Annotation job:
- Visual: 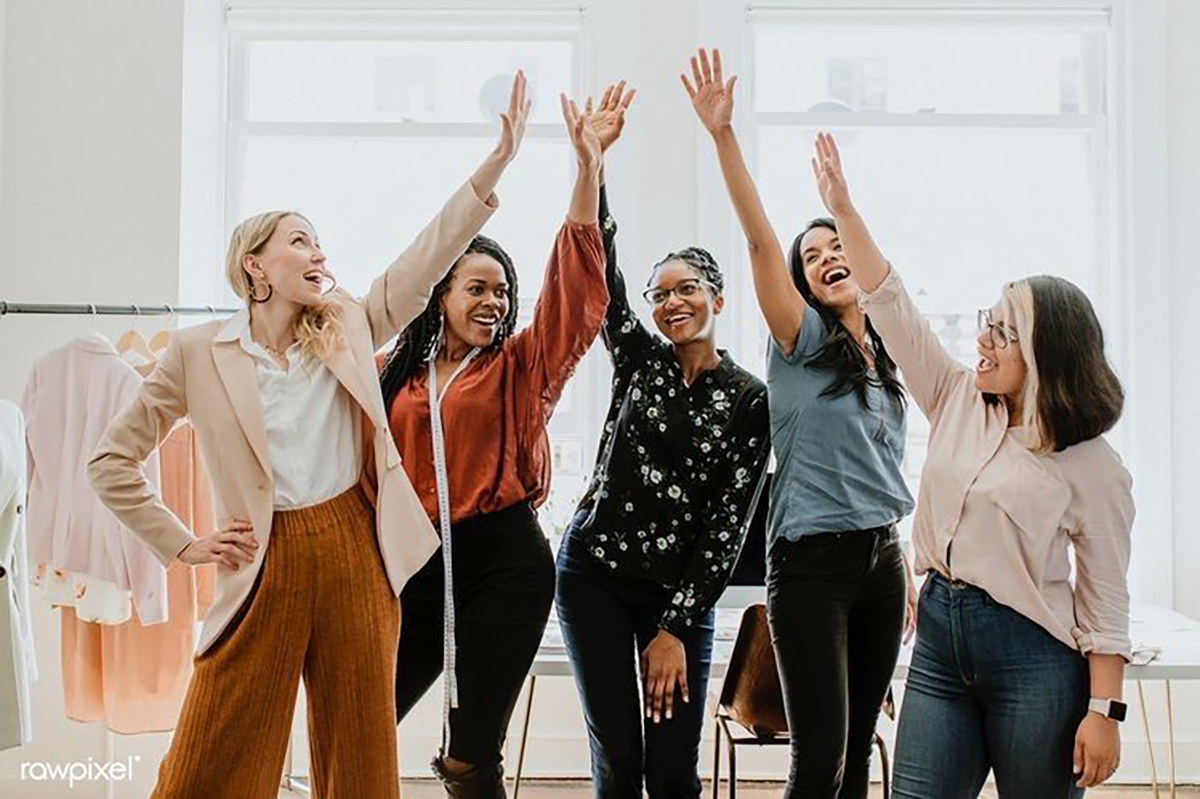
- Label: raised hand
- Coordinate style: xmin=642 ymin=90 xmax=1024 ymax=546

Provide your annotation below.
xmin=681 ymin=48 xmax=737 ymax=135
xmin=811 ymin=131 xmax=854 ymax=217
xmin=588 ymin=80 xmax=637 ymax=154
xmin=561 ymin=93 xmax=602 ymax=174
xmin=494 ymin=70 xmax=533 ymax=164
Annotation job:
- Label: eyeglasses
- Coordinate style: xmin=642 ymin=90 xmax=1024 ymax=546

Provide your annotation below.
xmin=642 ymin=278 xmax=716 ymax=306
xmin=977 ymin=309 xmax=1019 ymax=350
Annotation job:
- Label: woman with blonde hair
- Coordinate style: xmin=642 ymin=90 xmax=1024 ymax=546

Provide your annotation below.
xmin=811 ymin=131 xmax=1133 ymax=798
xmin=88 ymin=73 xmax=531 ymax=799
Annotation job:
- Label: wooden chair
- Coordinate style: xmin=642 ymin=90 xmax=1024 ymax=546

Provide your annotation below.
xmin=711 ymin=604 xmax=894 ymax=799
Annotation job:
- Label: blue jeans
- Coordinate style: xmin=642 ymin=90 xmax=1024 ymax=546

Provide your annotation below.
xmin=893 ymin=573 xmax=1090 ymax=799
xmin=555 ymin=515 xmax=715 ymax=799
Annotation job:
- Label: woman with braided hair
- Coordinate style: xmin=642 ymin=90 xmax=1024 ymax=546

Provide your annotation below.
xmin=554 ymin=82 xmax=770 ymax=799
xmin=378 ymin=90 xmax=608 ymax=798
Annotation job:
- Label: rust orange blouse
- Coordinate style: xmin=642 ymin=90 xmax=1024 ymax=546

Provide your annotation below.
xmin=386 ymin=220 xmax=607 ymax=524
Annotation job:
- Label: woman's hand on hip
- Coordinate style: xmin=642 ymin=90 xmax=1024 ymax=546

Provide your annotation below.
xmin=641 ymin=629 xmax=689 ymax=724
xmin=1074 ymin=711 xmax=1121 ymax=788
xmin=178 ymin=520 xmax=259 ymax=571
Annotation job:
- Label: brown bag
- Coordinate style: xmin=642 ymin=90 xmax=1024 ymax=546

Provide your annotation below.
xmin=718 ymin=604 xmax=788 ymax=737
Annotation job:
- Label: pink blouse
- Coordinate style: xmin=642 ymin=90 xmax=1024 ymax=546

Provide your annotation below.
xmin=860 ymin=268 xmax=1135 ymax=659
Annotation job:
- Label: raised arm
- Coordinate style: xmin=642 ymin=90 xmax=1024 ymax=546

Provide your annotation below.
xmin=362 ymin=71 xmax=531 ymax=348
xmin=588 ymin=81 xmax=654 ymax=364
xmin=683 ymin=48 xmax=807 ymax=355
xmin=508 ymin=93 xmax=608 ymax=412
xmin=816 ymin=132 xmax=969 ymax=419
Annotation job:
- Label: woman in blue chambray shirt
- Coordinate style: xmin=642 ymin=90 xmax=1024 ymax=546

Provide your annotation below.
xmin=686 ymin=48 xmax=915 ymax=799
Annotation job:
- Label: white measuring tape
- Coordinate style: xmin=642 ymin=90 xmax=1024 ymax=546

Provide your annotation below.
xmin=427 ymin=338 xmax=480 ymax=755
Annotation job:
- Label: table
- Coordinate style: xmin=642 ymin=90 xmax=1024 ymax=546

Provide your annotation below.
xmin=510 ymin=594 xmax=1200 ymax=799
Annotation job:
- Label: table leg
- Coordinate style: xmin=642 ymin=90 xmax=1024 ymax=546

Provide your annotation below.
xmin=513 ymin=674 xmax=537 ymax=799
xmin=1137 ymin=680 xmax=1159 ymax=799
xmin=1166 ymin=680 xmax=1176 ymax=799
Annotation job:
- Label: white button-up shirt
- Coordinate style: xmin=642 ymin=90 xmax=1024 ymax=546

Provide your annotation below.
xmin=216 ymin=310 xmax=360 ymax=510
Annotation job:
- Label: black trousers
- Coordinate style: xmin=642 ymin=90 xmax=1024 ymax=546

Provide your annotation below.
xmin=395 ymin=502 xmax=556 ymax=769
xmin=767 ymin=526 xmax=906 ymax=799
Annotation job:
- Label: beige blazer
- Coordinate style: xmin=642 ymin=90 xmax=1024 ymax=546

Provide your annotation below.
xmin=89 ymin=181 xmax=496 ymax=655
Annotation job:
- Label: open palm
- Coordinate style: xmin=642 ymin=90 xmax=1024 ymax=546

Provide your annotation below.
xmin=682 ymin=48 xmax=737 ymax=134
xmin=495 ymin=70 xmax=532 ymax=164
xmin=588 ymin=80 xmax=637 ymax=154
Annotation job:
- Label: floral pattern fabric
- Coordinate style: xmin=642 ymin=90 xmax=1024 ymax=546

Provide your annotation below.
xmin=574 ymin=186 xmax=771 ymax=635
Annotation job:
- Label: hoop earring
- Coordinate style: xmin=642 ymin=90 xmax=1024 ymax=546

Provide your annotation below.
xmin=250 ymin=282 xmax=273 ymax=303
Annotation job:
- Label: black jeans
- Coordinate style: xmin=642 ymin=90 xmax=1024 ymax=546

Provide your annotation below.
xmin=767 ymin=526 xmax=907 ymax=799
xmin=395 ymin=502 xmax=556 ymax=769
xmin=555 ymin=515 xmax=715 ymax=799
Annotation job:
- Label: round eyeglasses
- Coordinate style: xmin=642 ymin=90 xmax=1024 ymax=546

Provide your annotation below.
xmin=642 ymin=278 xmax=716 ymax=306
xmin=977 ymin=309 xmax=1019 ymax=350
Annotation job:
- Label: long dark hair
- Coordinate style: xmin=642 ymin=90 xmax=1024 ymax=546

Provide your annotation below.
xmin=788 ymin=218 xmax=906 ymax=416
xmin=379 ymin=234 xmax=519 ymax=408
xmin=1023 ymin=276 xmax=1123 ymax=451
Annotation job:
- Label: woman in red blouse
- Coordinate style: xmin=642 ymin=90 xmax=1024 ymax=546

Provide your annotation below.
xmin=377 ymin=89 xmax=607 ymax=797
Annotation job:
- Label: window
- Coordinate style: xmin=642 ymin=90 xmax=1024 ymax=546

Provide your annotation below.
xmin=220 ymin=6 xmax=595 ymax=534
xmin=736 ymin=7 xmax=1114 ymax=518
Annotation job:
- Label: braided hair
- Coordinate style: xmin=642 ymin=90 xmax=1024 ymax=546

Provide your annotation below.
xmin=651 ymin=246 xmax=725 ymax=294
xmin=379 ymin=234 xmax=519 ymax=408
xmin=788 ymin=218 xmax=906 ymax=421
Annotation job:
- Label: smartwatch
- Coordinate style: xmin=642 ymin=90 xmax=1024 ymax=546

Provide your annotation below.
xmin=1088 ymin=697 xmax=1127 ymax=722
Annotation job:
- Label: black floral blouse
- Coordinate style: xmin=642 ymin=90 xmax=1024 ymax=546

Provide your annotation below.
xmin=574 ymin=185 xmax=771 ymax=636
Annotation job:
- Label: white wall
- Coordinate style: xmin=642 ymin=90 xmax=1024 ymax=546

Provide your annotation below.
xmin=0 ymin=1 xmax=188 ymax=796
xmin=0 ymin=0 xmax=1198 ymax=794
xmin=1168 ymin=0 xmax=1200 ymax=621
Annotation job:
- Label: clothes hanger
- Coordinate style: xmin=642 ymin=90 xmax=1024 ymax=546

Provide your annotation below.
xmin=149 ymin=305 xmax=174 ymax=355
xmin=116 ymin=305 xmax=155 ymax=363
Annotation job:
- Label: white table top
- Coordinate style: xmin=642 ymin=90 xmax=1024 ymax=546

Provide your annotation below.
xmin=531 ymin=591 xmax=1200 ymax=681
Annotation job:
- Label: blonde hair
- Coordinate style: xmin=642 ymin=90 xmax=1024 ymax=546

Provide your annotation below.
xmin=1001 ymin=280 xmax=1050 ymax=453
xmin=224 ymin=210 xmax=344 ymax=360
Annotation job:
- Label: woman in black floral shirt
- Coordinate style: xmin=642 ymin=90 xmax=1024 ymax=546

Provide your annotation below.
xmin=555 ymin=82 xmax=770 ymax=799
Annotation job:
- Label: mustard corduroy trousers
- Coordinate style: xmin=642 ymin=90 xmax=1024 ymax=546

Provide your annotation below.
xmin=150 ymin=486 xmax=401 ymax=798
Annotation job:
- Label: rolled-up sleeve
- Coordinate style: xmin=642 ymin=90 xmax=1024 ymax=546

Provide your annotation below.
xmin=1069 ymin=453 xmax=1135 ymax=659
xmin=858 ymin=266 xmax=970 ymax=424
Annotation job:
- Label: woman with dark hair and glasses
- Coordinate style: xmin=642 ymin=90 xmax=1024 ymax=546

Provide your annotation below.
xmin=376 ymin=89 xmax=608 ymax=798
xmin=810 ymin=131 xmax=1133 ymax=798
xmin=684 ymin=49 xmax=915 ymax=799
xmin=554 ymin=83 xmax=770 ymax=799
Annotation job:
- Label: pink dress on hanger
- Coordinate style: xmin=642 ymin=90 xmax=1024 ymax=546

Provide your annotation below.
xmin=60 ymin=423 xmax=217 ymax=733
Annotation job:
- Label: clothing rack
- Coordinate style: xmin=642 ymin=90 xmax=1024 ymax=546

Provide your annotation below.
xmin=1 ymin=301 xmax=239 ymax=317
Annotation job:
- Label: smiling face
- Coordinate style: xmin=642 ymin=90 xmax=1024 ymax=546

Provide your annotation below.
xmin=647 ymin=259 xmax=724 ymax=346
xmin=241 ymin=214 xmax=331 ymax=307
xmin=975 ymin=296 xmax=1028 ymax=399
xmin=797 ymin=224 xmax=858 ymax=309
xmin=440 ymin=252 xmax=512 ymax=349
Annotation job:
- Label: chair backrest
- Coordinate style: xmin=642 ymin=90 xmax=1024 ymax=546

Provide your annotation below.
xmin=717 ymin=603 xmax=788 ymax=737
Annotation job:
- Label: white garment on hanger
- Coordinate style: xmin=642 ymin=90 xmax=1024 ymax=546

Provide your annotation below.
xmin=22 ymin=335 xmax=168 ymax=625
xmin=0 ymin=400 xmax=37 ymax=751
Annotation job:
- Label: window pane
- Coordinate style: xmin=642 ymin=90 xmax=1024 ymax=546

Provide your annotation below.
xmin=754 ymin=126 xmax=1100 ymax=312
xmin=239 ymin=39 xmax=574 ymax=124
xmin=232 ymin=136 xmax=573 ymax=302
xmin=753 ymin=21 xmax=1105 ymax=115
